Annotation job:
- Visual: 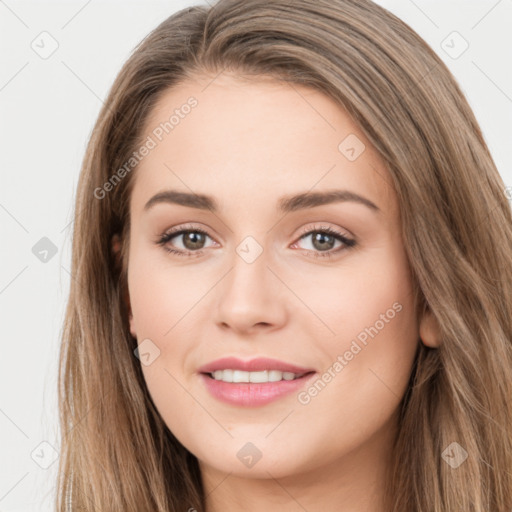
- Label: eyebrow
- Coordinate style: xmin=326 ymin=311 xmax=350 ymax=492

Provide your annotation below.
xmin=143 ymin=189 xmax=380 ymax=214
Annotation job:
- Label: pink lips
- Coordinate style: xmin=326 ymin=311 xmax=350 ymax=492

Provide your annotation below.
xmin=198 ymin=356 xmax=314 ymax=374
xmin=198 ymin=357 xmax=316 ymax=407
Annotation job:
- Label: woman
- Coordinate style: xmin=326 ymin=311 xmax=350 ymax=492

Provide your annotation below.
xmin=56 ymin=0 xmax=512 ymax=510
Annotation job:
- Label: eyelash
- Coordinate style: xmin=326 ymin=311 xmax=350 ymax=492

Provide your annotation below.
xmin=156 ymin=223 xmax=357 ymax=259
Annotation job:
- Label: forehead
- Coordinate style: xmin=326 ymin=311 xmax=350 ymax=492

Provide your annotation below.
xmin=131 ymin=73 xmax=396 ymax=218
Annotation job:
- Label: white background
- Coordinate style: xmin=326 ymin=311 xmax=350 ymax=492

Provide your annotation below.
xmin=0 ymin=0 xmax=511 ymax=510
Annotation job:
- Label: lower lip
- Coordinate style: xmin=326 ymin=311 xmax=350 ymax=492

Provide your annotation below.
xmin=199 ymin=372 xmax=316 ymax=407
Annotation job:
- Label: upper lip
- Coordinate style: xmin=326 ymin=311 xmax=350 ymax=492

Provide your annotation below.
xmin=198 ymin=357 xmax=316 ymax=375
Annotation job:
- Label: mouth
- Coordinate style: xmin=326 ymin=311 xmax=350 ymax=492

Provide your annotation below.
xmin=198 ymin=364 xmax=317 ymax=407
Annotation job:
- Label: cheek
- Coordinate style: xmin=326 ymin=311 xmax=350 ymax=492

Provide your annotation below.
xmin=295 ymin=239 xmax=416 ymax=350
xmin=329 ymin=267 xmax=416 ymax=351
xmin=127 ymin=247 xmax=210 ymax=337
xmin=291 ymin=293 xmax=418 ymax=466
xmin=302 ymin=243 xmax=419 ymax=404
xmin=127 ymin=249 xmax=209 ymax=400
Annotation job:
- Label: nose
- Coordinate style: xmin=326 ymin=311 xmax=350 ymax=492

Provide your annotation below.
xmin=214 ymin=246 xmax=288 ymax=336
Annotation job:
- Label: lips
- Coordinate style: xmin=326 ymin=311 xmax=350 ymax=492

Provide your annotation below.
xmin=197 ymin=356 xmax=315 ymax=375
xmin=198 ymin=357 xmax=317 ymax=406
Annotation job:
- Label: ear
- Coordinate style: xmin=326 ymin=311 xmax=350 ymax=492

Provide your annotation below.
xmin=111 ymin=233 xmax=123 ymax=268
xmin=111 ymin=233 xmax=137 ymax=338
xmin=419 ymin=307 xmax=442 ymax=348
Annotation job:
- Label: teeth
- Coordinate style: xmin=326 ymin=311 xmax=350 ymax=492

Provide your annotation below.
xmin=211 ymin=369 xmax=303 ymax=383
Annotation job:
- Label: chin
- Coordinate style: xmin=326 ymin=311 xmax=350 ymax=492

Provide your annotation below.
xmin=193 ymin=436 xmax=312 ymax=479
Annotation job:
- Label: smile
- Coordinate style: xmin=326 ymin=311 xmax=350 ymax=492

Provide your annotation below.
xmin=209 ymin=369 xmax=307 ymax=383
xmin=200 ymin=371 xmax=316 ymax=407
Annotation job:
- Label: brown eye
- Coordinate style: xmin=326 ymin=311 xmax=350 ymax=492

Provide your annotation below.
xmin=310 ymin=232 xmax=337 ymax=251
xmin=180 ymin=231 xmax=207 ymax=250
xmin=294 ymin=226 xmax=356 ymax=259
xmin=157 ymin=226 xmax=215 ymax=256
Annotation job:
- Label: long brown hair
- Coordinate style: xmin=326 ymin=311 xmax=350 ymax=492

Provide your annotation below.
xmin=56 ymin=0 xmax=512 ymax=510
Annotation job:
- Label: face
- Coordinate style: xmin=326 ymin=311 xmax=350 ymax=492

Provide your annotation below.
xmin=122 ymin=72 xmax=430 ymax=481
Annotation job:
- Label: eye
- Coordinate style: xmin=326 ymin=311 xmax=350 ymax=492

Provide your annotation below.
xmin=292 ymin=224 xmax=356 ymax=259
xmin=156 ymin=224 xmax=216 ymax=257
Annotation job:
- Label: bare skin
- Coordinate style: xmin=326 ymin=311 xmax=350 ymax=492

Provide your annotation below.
xmin=120 ymin=72 xmax=440 ymax=511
